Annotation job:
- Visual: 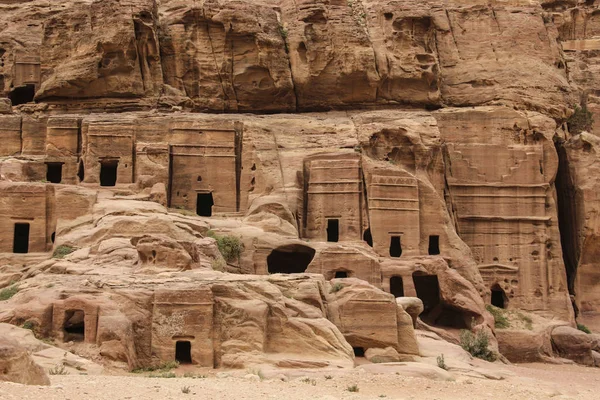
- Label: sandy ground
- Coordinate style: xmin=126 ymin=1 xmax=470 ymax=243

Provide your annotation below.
xmin=1 ymin=362 xmax=599 ymax=400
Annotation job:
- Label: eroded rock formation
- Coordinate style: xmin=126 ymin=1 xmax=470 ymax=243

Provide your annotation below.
xmin=0 ymin=0 xmax=599 ymax=371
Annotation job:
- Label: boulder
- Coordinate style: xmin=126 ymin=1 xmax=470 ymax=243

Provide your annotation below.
xmin=551 ymin=326 xmax=598 ymax=366
xmin=364 ymin=347 xmax=401 ymax=363
xmin=396 ymin=297 xmax=424 ymax=327
xmin=0 ymin=334 xmax=49 ymax=385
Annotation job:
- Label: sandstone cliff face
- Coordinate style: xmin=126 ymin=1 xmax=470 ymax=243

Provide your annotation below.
xmin=0 ymin=0 xmax=600 ymax=370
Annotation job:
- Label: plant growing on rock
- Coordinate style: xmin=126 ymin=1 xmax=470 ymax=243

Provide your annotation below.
xmin=52 ymin=245 xmax=76 ymax=259
xmin=577 ymin=323 xmax=592 ymax=334
xmin=0 ymin=284 xmax=19 ymax=301
xmin=459 ymin=329 xmax=496 ymax=362
xmin=567 ymin=104 xmax=594 ymax=135
xmin=485 ymin=304 xmax=510 ymax=329
xmin=436 ymin=354 xmax=447 ymax=370
xmin=206 ymin=231 xmax=244 ymax=263
xmin=330 ymin=282 xmax=344 ymax=293
xmin=347 ymin=384 xmax=359 ymax=392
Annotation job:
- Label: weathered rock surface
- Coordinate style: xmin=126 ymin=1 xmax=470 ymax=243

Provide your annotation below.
xmin=0 ymin=324 xmax=49 ymax=386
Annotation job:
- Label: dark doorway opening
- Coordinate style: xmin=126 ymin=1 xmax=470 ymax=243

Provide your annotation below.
xmin=327 ymin=219 xmax=339 ymax=242
xmin=334 ymin=270 xmax=348 ymax=278
xmin=46 ymin=163 xmax=63 ymax=184
xmin=363 ymin=228 xmax=373 ymax=247
xmin=175 ymin=341 xmax=192 ymax=364
xmin=491 ymin=284 xmax=507 ymax=309
xmin=389 ymin=236 xmax=402 ymax=257
xmin=267 ymin=244 xmax=316 ymax=274
xmin=100 ymin=160 xmax=118 ymax=186
xmin=353 ymin=347 xmax=365 ymax=357
xmin=63 ymin=310 xmax=85 ymax=342
xmin=13 ymin=223 xmax=30 ymax=254
xmin=51 ymin=232 xmax=56 ymax=243
xmin=196 ymin=193 xmax=214 ymax=217
xmin=390 ymin=276 xmax=404 ymax=297
xmin=77 ymin=160 xmax=85 ymax=182
xmin=413 ymin=273 xmax=440 ymax=313
xmin=9 ymin=84 xmax=35 ymax=106
xmin=428 ymin=235 xmax=440 ymax=255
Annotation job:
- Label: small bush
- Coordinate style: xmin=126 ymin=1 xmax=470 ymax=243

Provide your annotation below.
xmin=301 ymin=377 xmax=316 ymax=386
xmin=148 ymin=372 xmax=177 ymax=378
xmin=181 ymin=386 xmax=191 ymax=394
xmin=330 ymin=283 xmax=344 ymax=293
xmin=485 ymin=304 xmax=510 ymax=329
xmin=22 ymin=320 xmax=35 ymax=330
xmin=206 ymin=231 xmax=244 ymax=262
xmin=0 ymin=285 xmax=19 ymax=301
xmin=568 ymin=104 xmax=594 ymax=135
xmin=211 ymin=258 xmax=226 ymax=272
xmin=459 ymin=330 xmax=496 ymax=362
xmin=49 ymin=364 xmax=68 ymax=375
xmin=577 ymin=323 xmax=592 ymax=334
xmin=347 ymin=384 xmax=359 ymax=392
xmin=517 ymin=312 xmax=533 ymax=331
xmin=436 ymin=354 xmax=447 ymax=370
xmin=324 ymin=375 xmax=333 ymax=380
xmin=52 ymin=245 xmax=76 ymax=259
xmin=132 ymin=360 xmax=179 ymax=373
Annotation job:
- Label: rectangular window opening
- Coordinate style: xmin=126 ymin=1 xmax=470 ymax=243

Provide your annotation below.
xmin=196 ymin=193 xmax=214 ymax=217
xmin=389 ymin=236 xmax=402 ymax=257
xmin=175 ymin=340 xmax=192 ymax=364
xmin=100 ymin=160 xmax=118 ymax=187
xmin=46 ymin=163 xmax=63 ymax=184
xmin=13 ymin=223 xmax=30 ymax=254
xmin=327 ymin=219 xmax=339 ymax=242
xmin=428 ymin=235 xmax=440 ymax=255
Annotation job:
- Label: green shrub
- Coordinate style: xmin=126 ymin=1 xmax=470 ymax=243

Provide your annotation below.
xmin=330 ymin=283 xmax=344 ymax=293
xmin=436 ymin=354 xmax=447 ymax=370
xmin=347 ymin=384 xmax=359 ymax=392
xmin=517 ymin=312 xmax=533 ymax=331
xmin=206 ymin=231 xmax=244 ymax=262
xmin=132 ymin=360 xmax=179 ymax=373
xmin=567 ymin=104 xmax=594 ymax=134
xmin=22 ymin=320 xmax=35 ymax=330
xmin=181 ymin=386 xmax=191 ymax=394
xmin=577 ymin=323 xmax=592 ymax=334
xmin=459 ymin=330 xmax=496 ymax=362
xmin=0 ymin=285 xmax=19 ymax=301
xmin=48 ymin=364 xmax=68 ymax=375
xmin=485 ymin=304 xmax=510 ymax=329
xmin=52 ymin=245 xmax=76 ymax=259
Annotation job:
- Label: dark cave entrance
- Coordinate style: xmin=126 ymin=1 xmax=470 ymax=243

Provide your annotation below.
xmin=334 ymin=270 xmax=348 ymax=278
xmin=412 ymin=272 xmax=470 ymax=329
xmin=175 ymin=341 xmax=192 ymax=364
xmin=196 ymin=193 xmax=214 ymax=217
xmin=9 ymin=84 xmax=35 ymax=106
xmin=13 ymin=223 xmax=30 ymax=254
xmin=389 ymin=236 xmax=402 ymax=257
xmin=390 ymin=276 xmax=404 ymax=297
xmin=353 ymin=347 xmax=365 ymax=357
xmin=63 ymin=310 xmax=85 ymax=342
xmin=100 ymin=160 xmax=118 ymax=187
xmin=267 ymin=244 xmax=316 ymax=274
xmin=327 ymin=219 xmax=339 ymax=242
xmin=491 ymin=284 xmax=507 ymax=309
xmin=46 ymin=162 xmax=63 ymax=184
xmin=554 ymin=138 xmax=580 ymax=312
xmin=77 ymin=160 xmax=85 ymax=182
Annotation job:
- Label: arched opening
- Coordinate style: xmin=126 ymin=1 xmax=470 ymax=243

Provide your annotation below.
xmin=412 ymin=272 xmax=471 ymax=329
xmin=196 ymin=193 xmax=214 ymax=217
xmin=9 ymin=84 xmax=35 ymax=106
xmin=51 ymin=232 xmax=56 ymax=243
xmin=334 ymin=270 xmax=348 ymax=278
xmin=63 ymin=310 xmax=85 ymax=342
xmin=491 ymin=284 xmax=507 ymax=309
xmin=390 ymin=276 xmax=404 ymax=297
xmin=389 ymin=236 xmax=402 ymax=257
xmin=175 ymin=341 xmax=192 ymax=364
xmin=327 ymin=219 xmax=339 ymax=242
xmin=100 ymin=160 xmax=118 ymax=186
xmin=267 ymin=244 xmax=316 ymax=274
xmin=428 ymin=235 xmax=440 ymax=255
xmin=13 ymin=223 xmax=30 ymax=254
xmin=363 ymin=228 xmax=373 ymax=247
xmin=46 ymin=162 xmax=63 ymax=184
